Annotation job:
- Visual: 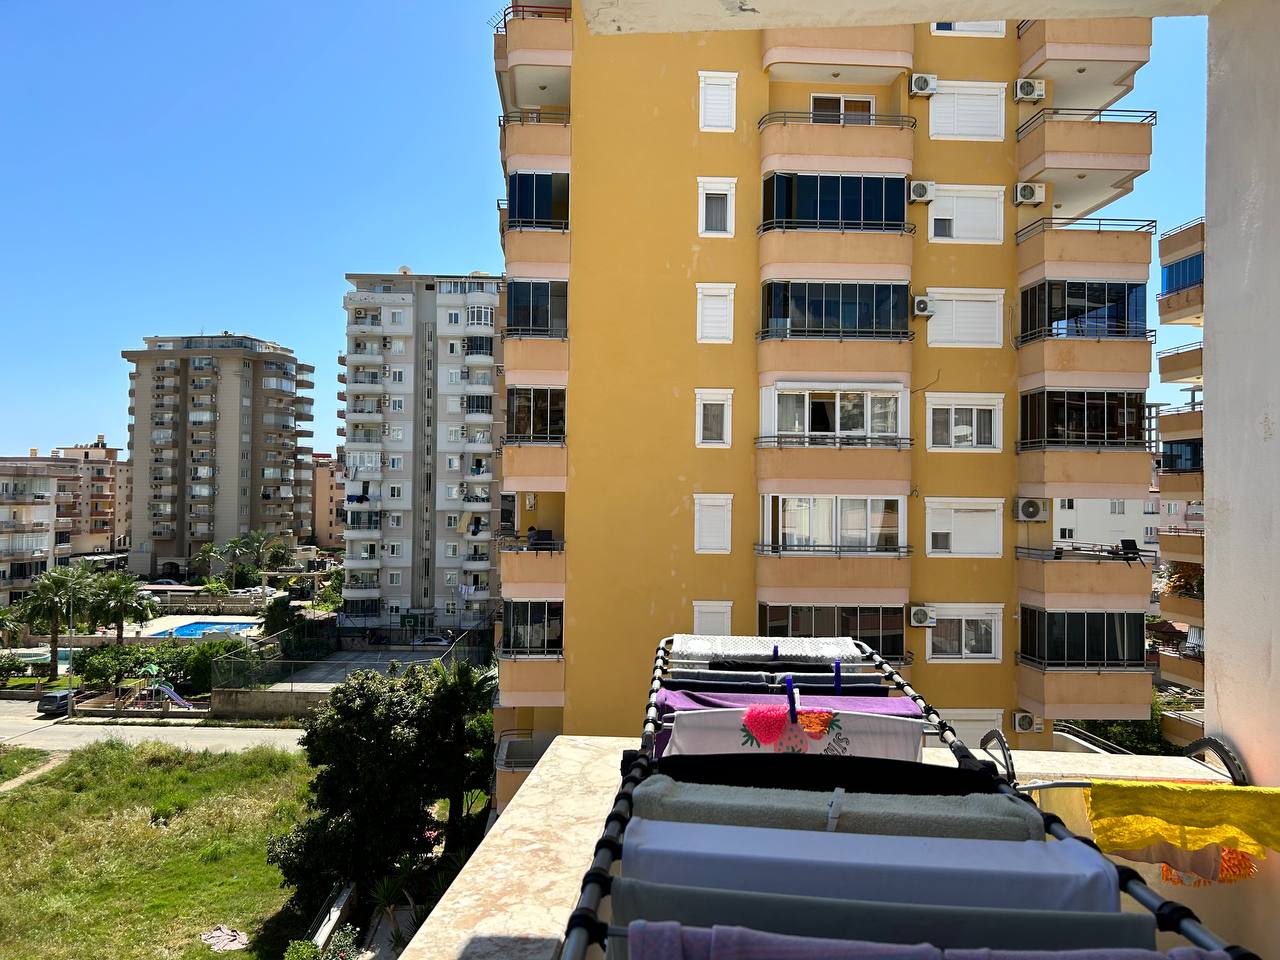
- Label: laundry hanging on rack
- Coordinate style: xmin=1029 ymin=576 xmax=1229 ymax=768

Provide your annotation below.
xmin=627 ymin=921 xmax=943 ymax=960
xmin=657 ymin=752 xmax=1003 ymax=795
xmin=662 ymin=705 xmax=928 ymax=761
xmin=706 ymin=657 xmax=864 ymax=673
xmin=669 ymin=634 xmax=865 ymax=663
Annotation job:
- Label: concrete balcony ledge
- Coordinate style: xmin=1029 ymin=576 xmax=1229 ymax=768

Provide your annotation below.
xmin=1016 ymin=660 xmax=1152 ymax=720
xmin=759 ymin=114 xmax=914 ymax=176
xmin=761 ymin=25 xmax=913 ymax=75
xmin=1158 ymin=469 xmax=1203 ymax=500
xmin=1157 ymin=340 xmax=1203 ymax=383
xmin=1159 ymin=529 xmax=1205 ymax=564
xmin=1157 ymin=283 xmax=1204 ymax=326
xmin=1159 ymin=592 xmax=1204 ymax=628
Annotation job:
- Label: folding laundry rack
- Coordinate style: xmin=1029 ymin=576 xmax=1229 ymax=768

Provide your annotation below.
xmin=559 ymin=636 xmax=1261 ymax=960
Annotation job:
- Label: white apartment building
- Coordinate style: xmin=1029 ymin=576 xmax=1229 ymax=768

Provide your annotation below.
xmin=0 ymin=461 xmax=70 ymax=607
xmin=1051 ymin=497 xmax=1162 ymax=552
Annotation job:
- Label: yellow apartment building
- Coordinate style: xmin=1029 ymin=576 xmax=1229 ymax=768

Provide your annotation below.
xmin=491 ymin=10 xmax=1158 ymax=808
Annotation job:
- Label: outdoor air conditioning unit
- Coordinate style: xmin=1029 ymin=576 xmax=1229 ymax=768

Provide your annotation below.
xmin=1014 ymin=182 xmax=1046 ymax=206
xmin=1013 ymin=710 xmax=1044 ymax=734
xmin=1014 ymin=497 xmax=1050 ymax=522
xmin=354 ymin=308 xmax=366 ymax=318
xmin=910 ymin=73 xmax=938 ymax=97
xmin=909 ymin=605 xmax=937 ymax=628
xmin=909 ymin=180 xmax=936 ymax=204
xmin=913 ymin=296 xmax=935 ymax=317
xmin=1014 ymin=78 xmax=1047 ymax=102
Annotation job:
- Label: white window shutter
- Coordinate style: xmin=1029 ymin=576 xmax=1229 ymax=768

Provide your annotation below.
xmin=697 ymin=285 xmax=734 ymax=343
xmin=953 ymin=299 xmax=999 ymax=343
xmin=699 ymin=73 xmax=737 ymax=132
xmin=955 ymin=195 xmax=1001 ymax=241
xmin=759 ymin=385 xmax=777 ymax=436
xmin=930 ymin=93 xmax=957 ymax=137
xmin=954 ymin=92 xmax=1001 ymax=138
xmin=694 ymin=495 xmax=732 ymax=554
xmin=929 ymin=299 xmax=955 ymax=344
xmin=693 ymin=601 xmax=733 ymax=636
xmin=953 ymin=508 xmax=999 ymax=555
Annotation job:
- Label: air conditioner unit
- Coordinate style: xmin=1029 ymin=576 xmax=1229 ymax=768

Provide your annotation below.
xmin=909 ymin=605 xmax=937 ymax=628
xmin=1013 ymin=710 xmax=1044 ymax=734
xmin=1014 ymin=182 xmax=1046 ymax=206
xmin=382 ymin=365 xmax=391 ymax=376
xmin=1014 ymin=497 xmax=1050 ymax=522
xmin=913 ymin=296 xmax=935 ymax=317
xmin=354 ymin=308 xmax=366 ymax=318
xmin=910 ymin=73 xmax=938 ymax=97
xmin=1014 ymin=78 xmax=1047 ymax=102
xmin=909 ymin=180 xmax=936 ymax=204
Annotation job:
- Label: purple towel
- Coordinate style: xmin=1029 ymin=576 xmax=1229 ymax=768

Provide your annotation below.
xmin=947 ymin=952 xmax=1229 ymax=960
xmin=713 ymin=926 xmax=941 ymax=959
xmin=628 ymin=920 xmax=711 ymax=960
xmin=655 ymin=689 xmax=922 ymax=756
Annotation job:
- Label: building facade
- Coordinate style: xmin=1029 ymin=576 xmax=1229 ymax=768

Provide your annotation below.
xmin=0 ymin=461 xmax=75 ymax=607
xmin=311 ymin=452 xmax=346 ymax=550
xmin=491 ymin=10 xmax=1158 ymax=806
xmin=338 ymin=272 xmax=502 ymax=628
xmin=49 ymin=436 xmax=127 ymax=558
xmin=122 ymin=334 xmax=315 ymax=578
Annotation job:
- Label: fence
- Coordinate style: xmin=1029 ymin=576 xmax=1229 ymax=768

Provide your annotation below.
xmin=212 ymin=643 xmax=492 ymax=691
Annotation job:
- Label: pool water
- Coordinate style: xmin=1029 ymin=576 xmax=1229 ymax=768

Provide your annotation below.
xmin=148 ymin=621 xmax=259 ymax=638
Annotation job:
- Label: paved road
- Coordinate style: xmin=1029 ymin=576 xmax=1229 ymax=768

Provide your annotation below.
xmin=0 ymin=701 xmax=303 ymax=753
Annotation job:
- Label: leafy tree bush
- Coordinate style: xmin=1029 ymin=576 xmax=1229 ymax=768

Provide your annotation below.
xmin=263 ymin=596 xmax=301 ymax=638
xmin=203 ymin=578 xmax=231 ymax=596
xmin=0 ymin=651 xmax=27 ymax=688
xmin=1070 ymin=691 xmax=1183 ymax=756
xmin=72 ymin=637 xmax=249 ymax=694
xmin=312 ymin=571 xmax=344 ymax=613
xmin=283 ymin=941 xmax=319 ymax=960
xmin=321 ymin=924 xmax=360 ymax=960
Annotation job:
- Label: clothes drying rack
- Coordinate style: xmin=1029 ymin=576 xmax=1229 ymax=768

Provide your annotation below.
xmin=559 ymin=636 xmax=1260 ymax=960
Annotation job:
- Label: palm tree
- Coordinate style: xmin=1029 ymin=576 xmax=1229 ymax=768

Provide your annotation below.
xmin=20 ymin=563 xmax=97 ymax=679
xmin=242 ymin=529 xmax=288 ymax=572
xmin=221 ymin=536 xmax=248 ymax=587
xmin=194 ymin=541 xmax=226 ymax=581
xmin=426 ymin=659 xmax=497 ymax=855
xmin=92 ymin=571 xmax=161 ymax=645
xmin=0 ymin=606 xmax=21 ymax=649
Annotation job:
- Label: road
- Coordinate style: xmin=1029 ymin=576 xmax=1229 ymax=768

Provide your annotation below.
xmin=0 ymin=701 xmax=303 ymax=753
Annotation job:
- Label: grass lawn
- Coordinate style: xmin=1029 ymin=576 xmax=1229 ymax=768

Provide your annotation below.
xmin=0 ymin=740 xmax=313 ymax=960
xmin=4 ymin=675 xmax=71 ymax=691
xmin=0 ymin=746 xmax=49 ymax=783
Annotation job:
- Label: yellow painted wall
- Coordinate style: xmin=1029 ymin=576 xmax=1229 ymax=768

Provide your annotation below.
xmin=517 ymin=490 xmax=565 ymax=537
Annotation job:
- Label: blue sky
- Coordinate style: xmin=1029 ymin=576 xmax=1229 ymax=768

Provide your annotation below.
xmin=0 ymin=8 xmax=1205 ymax=454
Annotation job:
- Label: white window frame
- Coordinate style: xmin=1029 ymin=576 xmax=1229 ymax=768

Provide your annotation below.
xmin=444 ymin=571 xmax=459 ymax=586
xmin=446 ymin=455 xmax=460 ymax=471
xmin=446 ymin=514 xmax=459 ymax=529
xmin=763 ymin=382 xmax=909 ymax=441
xmin=695 ymin=389 xmax=733 ymax=448
xmin=388 ymin=513 xmax=403 ymax=528
xmin=695 ymin=283 xmax=735 ymax=344
xmin=387 ymin=603 xmax=401 ymax=615
xmin=926 ymin=603 xmax=1004 ymax=663
xmin=698 ymin=71 xmax=737 ymax=133
xmin=925 ymin=497 xmax=1005 ymax=558
xmin=389 ymin=398 xmax=404 ymax=412
xmin=445 ymin=542 xmax=459 ymax=558
xmin=447 ymin=369 xmax=461 ymax=385
xmin=388 ymin=455 xmax=403 ymax=470
xmin=1060 ymin=498 xmax=1075 ymax=510
xmin=928 ymin=81 xmax=1007 ymax=141
xmin=697 ymin=177 xmax=736 ymax=238
xmin=925 ymin=287 xmax=1005 ymax=347
xmin=447 ymin=427 xmax=463 ymax=443
xmin=1110 ymin=499 xmax=1126 ymax=515
xmin=692 ymin=600 xmax=734 ymax=636
xmin=925 ymin=392 xmax=1004 ymax=452
xmin=1059 ymin=527 xmax=1075 ymax=540
xmin=930 ymin=20 xmax=1007 ymax=36
xmin=760 ymin=494 xmax=907 ymax=552
xmin=693 ymin=493 xmax=733 ymax=555
xmin=927 ymin=186 xmax=1006 ymax=244
xmin=388 ymin=484 xmax=403 ymax=500
xmin=447 ymin=310 xmax=461 ymax=326
xmin=390 ymin=368 xmax=405 ymax=383
xmin=387 ymin=571 xmax=402 ymax=586
xmin=390 ymin=309 xmax=404 ymax=325
xmin=388 ymin=542 xmax=403 ymax=558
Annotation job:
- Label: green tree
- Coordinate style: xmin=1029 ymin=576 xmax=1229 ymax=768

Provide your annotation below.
xmin=1071 ymin=691 xmax=1183 ymax=756
xmin=425 ymin=660 xmax=497 ymax=855
xmin=20 ymin=563 xmax=97 ymax=678
xmin=91 ymin=571 xmax=161 ymax=646
xmin=194 ymin=541 xmax=226 ymax=580
xmin=0 ymin=606 xmax=22 ymax=648
xmin=312 ymin=570 xmax=344 ymax=613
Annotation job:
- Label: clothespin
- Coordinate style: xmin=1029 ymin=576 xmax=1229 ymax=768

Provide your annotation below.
xmin=772 ymin=643 xmax=779 ymax=661
xmin=826 ymin=787 xmax=846 ymax=832
xmin=784 ymin=675 xmax=797 ymax=723
xmin=833 ymin=658 xmax=842 ymax=694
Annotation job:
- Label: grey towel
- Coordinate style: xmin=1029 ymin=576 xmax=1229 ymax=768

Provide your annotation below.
xmin=607 ymin=879 xmax=1157 ymax=960
xmin=632 ymin=775 xmax=1046 ymax=841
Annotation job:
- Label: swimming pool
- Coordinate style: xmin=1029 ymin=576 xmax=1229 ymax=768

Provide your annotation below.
xmin=148 ymin=621 xmax=259 ymax=638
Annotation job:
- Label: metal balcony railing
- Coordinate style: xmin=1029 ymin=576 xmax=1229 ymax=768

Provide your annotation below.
xmin=755 ymin=543 xmax=912 ymax=558
xmin=502 ymin=432 xmax=566 ymax=446
xmin=1015 ymin=108 xmax=1156 ymax=141
xmin=757 ymin=325 xmax=913 ymax=342
xmin=1015 ymin=217 xmax=1157 ymax=244
xmin=1163 ymin=526 xmax=1206 ymax=537
xmin=755 ymin=434 xmax=913 ymax=450
xmin=1016 ymin=543 xmax=1156 ymax=563
xmin=499 ymin=110 xmax=570 ymax=126
xmin=758 ymin=219 xmax=915 ymax=236
xmin=1157 ymin=279 xmax=1204 ymax=300
xmin=1018 ymin=652 xmax=1149 ymax=671
xmin=1016 ymin=19 xmax=1037 ymax=37
xmin=757 ymin=111 xmax=916 ymax=130
xmin=492 ymin=4 xmax=571 ymax=33
xmin=1016 ymin=437 xmax=1149 ymax=452
xmin=503 ymin=324 xmax=569 ymax=339
xmin=1161 ymin=401 xmax=1204 ymax=416
xmin=1016 ymin=326 xmax=1155 ymax=347
xmin=1159 ymin=216 xmax=1205 ymax=240
xmin=1156 ymin=339 xmax=1204 ymax=358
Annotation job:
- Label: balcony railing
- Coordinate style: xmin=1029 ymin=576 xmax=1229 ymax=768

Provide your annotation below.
xmin=503 ymin=324 xmax=569 ymax=339
xmin=1161 ymin=401 xmax=1204 ymax=416
xmin=1159 ymin=216 xmax=1205 ymax=240
xmin=1015 ymin=108 xmax=1156 ymax=141
xmin=1016 ymin=543 xmax=1156 ymax=563
xmin=498 ymin=640 xmax=564 ymax=659
xmin=1157 ymin=279 xmax=1204 ymax=300
xmin=758 ymin=325 xmax=913 ymax=342
xmin=757 ymin=111 xmax=916 ymax=130
xmin=1156 ymin=339 xmax=1204 ymax=358
xmin=755 ymin=543 xmax=912 ymax=558
xmin=499 ymin=534 xmax=565 ymax=553
xmin=758 ymin=219 xmax=915 ymax=236
xmin=502 ymin=433 xmax=566 ymax=446
xmin=1016 ymin=326 xmax=1155 ymax=347
xmin=1015 ymin=217 xmax=1157 ymax=244
xmin=505 ymin=215 xmax=569 ymax=232
xmin=1016 ymin=19 xmax=1037 ymax=37
xmin=492 ymin=3 xmax=571 ymax=32
xmin=1163 ymin=526 xmax=1206 ymax=537
xmin=755 ymin=435 xmax=912 ymax=450
xmin=1016 ymin=437 xmax=1149 ymax=452
xmin=499 ymin=110 xmax=570 ymax=126
xmin=1018 ymin=652 xmax=1148 ymax=671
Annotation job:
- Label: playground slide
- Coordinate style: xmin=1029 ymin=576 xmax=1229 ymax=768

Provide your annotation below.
xmin=153 ymin=682 xmax=196 ymax=710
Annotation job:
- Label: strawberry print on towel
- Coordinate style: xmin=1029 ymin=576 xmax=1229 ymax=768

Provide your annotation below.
xmin=740 ymin=705 xmax=841 ymax=753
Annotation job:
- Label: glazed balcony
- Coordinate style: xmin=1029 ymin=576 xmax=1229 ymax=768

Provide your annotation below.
xmin=760 ymin=26 xmax=913 ymax=78
xmin=758 ymin=112 xmax=914 ymax=176
xmin=499 ymin=111 xmax=570 ymax=175
xmin=1159 ymin=591 xmax=1204 ymax=628
xmin=1159 ymin=402 xmax=1203 ymax=442
xmin=1016 ymin=19 xmax=1152 ymax=110
xmin=464 ymin=435 xmax=496 ymax=454
xmin=1157 ymin=341 xmax=1203 ymax=385
xmin=755 ymin=436 xmax=911 ymax=484
xmin=1159 ymin=468 xmax=1203 ymax=501
xmin=1015 ymin=219 xmax=1153 ymax=286
xmin=494 ymin=6 xmax=571 ymax=114
xmin=1015 ymin=109 xmax=1154 ymax=220
xmin=1159 ymin=527 xmax=1205 ymax=565
xmin=342 ymin=582 xmax=381 ymax=601
xmin=347 ymin=345 xmax=384 ymax=364
xmin=500 ymin=439 xmax=567 ymax=491
xmin=758 ymin=224 xmax=912 ymax=285
xmin=1015 ymin=544 xmax=1155 ymax=605
xmin=1016 ymin=662 xmax=1152 ymax=721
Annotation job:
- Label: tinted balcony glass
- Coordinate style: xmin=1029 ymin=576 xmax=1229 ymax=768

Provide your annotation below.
xmin=761 ymin=173 xmax=909 ymax=232
xmin=1018 ymin=280 xmax=1147 ymax=344
xmin=1018 ymin=389 xmax=1146 ymax=450
xmin=1019 ymin=606 xmax=1146 ymax=667
xmin=761 ymin=280 xmax=910 ymax=338
xmin=507 ymin=280 xmax=568 ymax=336
xmin=1161 ymin=253 xmax=1204 ymax=296
xmin=507 ymin=172 xmax=569 ymax=229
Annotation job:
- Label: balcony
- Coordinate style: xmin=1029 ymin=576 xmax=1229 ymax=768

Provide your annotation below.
xmin=500 ymin=201 xmax=571 ymax=265
xmin=463 ymin=377 xmax=495 ymax=396
xmin=1159 ymin=527 xmax=1205 ymax=565
xmin=499 ymin=538 xmax=566 ymax=590
xmin=760 ymin=26 xmax=913 ymax=80
xmin=344 ymin=291 xmax=413 ymax=310
xmin=348 ymin=347 xmax=383 ymax=364
xmin=501 ymin=441 xmax=567 ymax=491
xmin=464 ymin=435 xmax=495 ymax=454
xmin=1015 ymin=545 xmax=1155 ymax=607
xmin=755 ymin=436 xmax=911 ymax=484
xmin=754 ymin=544 xmax=912 ymax=602
xmin=1157 ymin=281 xmax=1204 ymax=326
xmin=1016 ymin=661 xmax=1152 ymax=721
xmin=758 ymin=112 xmax=914 ymax=176
xmin=0 ymin=547 xmax=47 ymax=561
xmin=464 ymin=344 xmax=496 ymax=367
xmin=1157 ymin=341 xmax=1203 ymax=384
xmin=758 ymin=224 xmax=913 ymax=286
xmin=462 ymin=551 xmax=492 ymax=572
xmin=1159 ymin=591 xmax=1204 ymax=628
xmin=1159 ymin=468 xmax=1203 ymax=501
xmin=1017 ymin=334 xmax=1152 ymax=381
xmin=757 ymin=328 xmax=912 ymax=380
xmin=342 ymin=582 xmax=381 ymax=600
xmin=1016 ymin=19 xmax=1152 ymax=110
xmin=1015 ymin=218 xmax=1153 ymax=287
xmin=347 ymin=407 xmax=384 ymax=423
xmin=497 ymin=656 xmax=565 ymax=709
xmin=1017 ymin=449 xmax=1152 ymax=499
xmin=494 ymin=6 xmax=571 ymax=113
xmin=463 ymin=525 xmax=492 ymax=543
xmin=493 ymin=728 xmax=558 ymax=810
xmin=1159 ymin=402 xmax=1203 ymax=441
xmin=502 ymin=335 xmax=569 ymax=383
xmin=0 ymin=519 xmax=48 ymax=534
xmin=1158 ymin=648 xmax=1205 ymax=691
xmin=347 ymin=376 xmax=384 ymax=394
xmin=343 ymin=524 xmax=382 ymax=541
xmin=154 ymin=378 xmax=179 ymax=394
xmin=297 ymin=375 xmax=315 ymax=390
xmin=345 ymin=432 xmax=383 ymax=449
xmin=499 ymin=111 xmax=570 ymax=175
xmin=1015 ymin=110 xmax=1154 ymax=220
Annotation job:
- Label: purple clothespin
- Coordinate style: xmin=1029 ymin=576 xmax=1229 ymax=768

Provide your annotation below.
xmin=785 ymin=675 xmax=797 ymax=723
xmin=834 ymin=658 xmax=842 ymax=695
xmin=772 ymin=643 xmax=779 ymax=661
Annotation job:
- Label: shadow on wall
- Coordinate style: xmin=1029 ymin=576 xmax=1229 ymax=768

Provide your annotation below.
xmin=456 ymin=936 xmax=561 ymax=959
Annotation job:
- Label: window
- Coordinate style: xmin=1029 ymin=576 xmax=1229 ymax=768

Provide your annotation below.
xmin=1163 ymin=438 xmax=1203 ymax=472
xmin=447 ymin=426 xmax=463 ymax=443
xmin=761 ymin=173 xmax=908 ymax=232
xmin=932 ymin=20 xmax=1006 ymax=35
xmin=506 ymin=171 xmax=570 ymax=228
xmin=695 ymin=389 xmax=732 ymax=448
xmin=507 ymin=279 xmax=569 ymax=337
xmin=448 ymin=370 xmax=462 ymax=385
xmin=444 ymin=571 xmax=458 ymax=586
xmin=929 ymin=81 xmax=1006 ymax=139
xmin=388 ymin=426 xmax=404 ymax=441
xmin=1109 ymin=499 xmax=1126 ymax=515
xmin=389 ymin=339 xmax=405 ymax=354
xmin=692 ymin=600 xmax=733 ymax=636
xmin=757 ymin=604 xmax=906 ymax=660
xmin=1144 ymin=526 xmax=1158 ymax=539
xmin=445 ymin=542 xmax=459 ymax=558
xmin=389 ymin=398 xmax=404 ymax=412
xmin=446 ymin=514 xmax=459 ymax=528
xmin=698 ymin=71 xmax=737 ymax=132
xmin=447 ymin=397 xmax=462 ymax=414
xmin=926 ymin=289 xmax=1003 ymax=346
xmin=390 ymin=369 xmax=405 ymax=383
xmin=388 ymin=513 xmax=403 ymax=528
xmin=1144 ymin=500 xmax=1159 ymax=515
xmin=1166 ymin=502 xmax=1179 ymax=515
xmin=387 ymin=604 xmax=401 ymax=615
xmin=928 ymin=605 xmax=1003 ymax=662
xmin=926 ymin=393 xmax=1002 ymax=450
xmin=761 ymin=494 xmax=904 ymax=553
xmin=693 ymin=493 xmax=733 ymax=554
xmin=388 ymin=542 xmax=403 ymax=558
xmin=506 ymin=387 xmax=567 ymax=442
xmin=1018 ymin=389 xmax=1146 ymax=450
xmin=1161 ymin=253 xmax=1204 ymax=296
xmin=1019 ymin=280 xmax=1147 ymax=343
xmin=1059 ymin=527 xmax=1075 ymax=540
xmin=766 ymin=385 xmax=904 ymax=444
xmin=389 ymin=309 xmax=404 ymax=325
xmin=811 ymin=94 xmax=873 ymax=125
xmin=928 ymin=187 xmax=1005 ymax=243
xmin=447 ymin=310 xmax=461 ymax=326
xmin=698 ymin=177 xmax=736 ymax=237
xmin=447 ymin=484 xmax=462 ymax=500
xmin=501 ymin=600 xmax=565 ymax=655
xmin=925 ymin=499 xmax=1003 ymax=557
xmin=388 ymin=455 xmax=403 ymax=470
xmin=1059 ymin=498 xmax=1075 ymax=509
xmin=1019 ymin=607 xmax=1146 ymax=667
xmin=387 ymin=571 xmax=402 ymax=586
xmin=696 ymin=283 xmax=735 ymax=343
xmin=447 ymin=341 xmax=461 ymax=356
xmin=446 ymin=456 xmax=460 ymax=471
xmin=760 ymin=280 xmax=911 ymax=339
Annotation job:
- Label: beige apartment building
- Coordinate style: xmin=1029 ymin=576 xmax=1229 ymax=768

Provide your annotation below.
xmin=0 ymin=460 xmax=75 ymax=607
xmin=312 ymin=452 xmax=346 ymax=549
xmin=122 ymin=333 xmax=315 ymax=578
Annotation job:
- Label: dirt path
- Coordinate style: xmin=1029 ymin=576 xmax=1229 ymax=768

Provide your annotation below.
xmin=0 ymin=752 xmax=69 ymax=793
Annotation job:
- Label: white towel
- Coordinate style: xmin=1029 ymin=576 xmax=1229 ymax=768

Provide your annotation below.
xmin=665 ymin=707 xmax=927 ymax=763
xmin=670 ymin=634 xmax=865 ymax=664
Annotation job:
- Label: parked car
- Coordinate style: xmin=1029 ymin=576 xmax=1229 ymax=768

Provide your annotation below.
xmin=36 ymin=690 xmax=72 ymax=717
xmin=151 ymin=578 xmax=179 ymax=585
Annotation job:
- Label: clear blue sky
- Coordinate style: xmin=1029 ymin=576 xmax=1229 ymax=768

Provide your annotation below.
xmin=0 ymin=8 xmax=1205 ymax=455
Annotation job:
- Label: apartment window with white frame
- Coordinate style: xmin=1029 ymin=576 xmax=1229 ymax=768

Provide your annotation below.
xmin=1167 ymin=502 xmax=1179 ymax=515
xmin=389 ymin=484 xmax=402 ymax=499
xmin=1060 ymin=498 xmax=1075 ymax=510
xmin=931 ymin=21 xmax=1006 ymax=36
xmin=925 ymin=498 xmax=1004 ymax=557
xmin=447 ymin=397 xmax=462 ymax=414
xmin=928 ymin=604 xmax=1003 ymax=662
xmin=447 ymin=370 xmax=461 ymax=385
xmin=389 ymin=455 xmax=403 ymax=470
xmin=444 ymin=571 xmax=459 ymax=586
xmin=446 ymin=542 xmax=459 ymax=558
xmin=388 ymin=513 xmax=403 ymax=528
xmin=387 ymin=571 xmax=402 ymax=586
xmin=766 ymin=385 xmax=904 ymax=444
xmin=761 ymin=495 xmax=904 ymax=553
xmin=926 ymin=289 xmax=1003 ymax=346
xmin=698 ymin=177 xmax=736 ymax=238
xmin=447 ymin=427 xmax=463 ymax=443
xmin=447 ymin=310 xmax=461 ymax=325
xmin=696 ymin=283 xmax=735 ymax=343
xmin=928 ymin=187 xmax=1005 ymax=243
xmin=1110 ymin=499 xmax=1126 ymax=515
xmin=447 ymin=484 xmax=462 ymax=500
xmin=447 ymin=341 xmax=461 ymax=356
xmin=390 ymin=398 xmax=404 ymax=412
xmin=390 ymin=309 xmax=404 ymax=325
xmin=390 ymin=368 xmax=405 ymax=383
xmin=1144 ymin=525 xmax=1158 ymax=539
xmin=693 ymin=493 xmax=733 ymax=554
xmin=388 ymin=542 xmax=403 ymax=557
xmin=926 ymin=393 xmax=1003 ymax=450
xmin=1059 ymin=527 xmax=1075 ymax=540
xmin=446 ymin=456 xmax=460 ymax=471
xmin=388 ymin=603 xmax=401 ymax=615
xmin=698 ymin=71 xmax=737 ymax=132
xmin=695 ymin=389 xmax=733 ymax=448
xmin=1144 ymin=500 xmax=1159 ymax=515
xmin=389 ymin=426 xmax=404 ymax=441
xmin=692 ymin=600 xmax=733 ymax=636
xmin=929 ymin=81 xmax=1006 ymax=140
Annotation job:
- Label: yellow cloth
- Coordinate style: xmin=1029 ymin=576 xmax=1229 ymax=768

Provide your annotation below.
xmin=1085 ymin=779 xmax=1280 ymax=858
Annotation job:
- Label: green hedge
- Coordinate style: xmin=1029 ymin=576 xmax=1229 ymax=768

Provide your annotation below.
xmin=71 ymin=637 xmax=250 ymax=695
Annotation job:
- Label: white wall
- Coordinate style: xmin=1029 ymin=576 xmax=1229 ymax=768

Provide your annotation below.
xmin=1050 ymin=498 xmax=1154 ymax=547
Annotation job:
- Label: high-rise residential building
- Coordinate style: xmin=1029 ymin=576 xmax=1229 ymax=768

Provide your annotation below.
xmin=113 ymin=458 xmax=132 ymax=551
xmin=338 ymin=271 xmax=502 ymax=629
xmin=490 ymin=9 xmax=1158 ymax=805
xmin=49 ymin=436 xmax=127 ymax=558
xmin=0 ymin=460 xmax=75 ymax=606
xmin=122 ymin=333 xmax=315 ymax=578
xmin=311 ymin=452 xmax=346 ymax=550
